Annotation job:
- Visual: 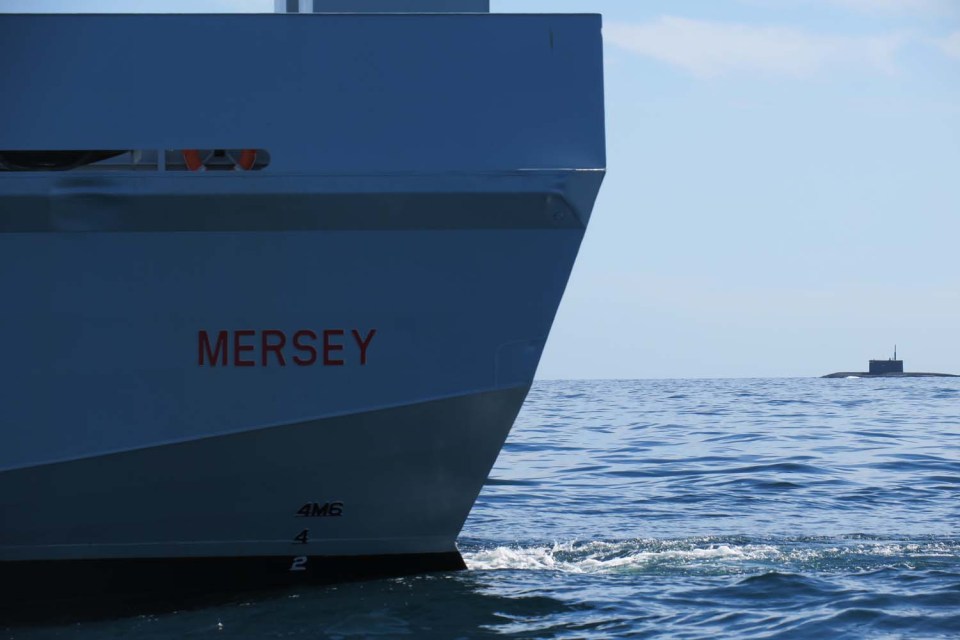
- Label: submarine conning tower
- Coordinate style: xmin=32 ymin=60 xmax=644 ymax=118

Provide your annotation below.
xmin=868 ymin=346 xmax=903 ymax=375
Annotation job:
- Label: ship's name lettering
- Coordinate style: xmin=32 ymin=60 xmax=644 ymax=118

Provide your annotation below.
xmin=198 ymin=329 xmax=377 ymax=367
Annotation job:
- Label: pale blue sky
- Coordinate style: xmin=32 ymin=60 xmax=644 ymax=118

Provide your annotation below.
xmin=4 ymin=0 xmax=958 ymax=378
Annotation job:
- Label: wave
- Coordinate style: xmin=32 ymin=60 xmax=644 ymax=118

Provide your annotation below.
xmin=462 ymin=536 xmax=960 ymax=575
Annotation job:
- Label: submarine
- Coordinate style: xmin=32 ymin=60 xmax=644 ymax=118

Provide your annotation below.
xmin=822 ymin=347 xmax=958 ymax=378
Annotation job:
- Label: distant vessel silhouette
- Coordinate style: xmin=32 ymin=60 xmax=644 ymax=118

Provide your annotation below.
xmin=822 ymin=347 xmax=958 ymax=378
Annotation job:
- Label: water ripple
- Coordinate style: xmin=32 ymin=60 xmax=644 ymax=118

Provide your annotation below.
xmin=461 ymin=378 xmax=960 ymax=637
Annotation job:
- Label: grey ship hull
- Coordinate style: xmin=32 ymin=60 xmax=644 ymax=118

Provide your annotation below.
xmin=1 ymin=388 xmax=524 ymax=616
xmin=0 ymin=12 xmax=606 ymax=615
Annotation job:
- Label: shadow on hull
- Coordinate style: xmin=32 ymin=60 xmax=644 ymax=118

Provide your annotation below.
xmin=1 ymin=551 xmax=466 ymax=626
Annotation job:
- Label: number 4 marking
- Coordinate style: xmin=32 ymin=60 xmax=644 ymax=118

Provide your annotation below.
xmin=293 ymin=529 xmax=309 ymax=544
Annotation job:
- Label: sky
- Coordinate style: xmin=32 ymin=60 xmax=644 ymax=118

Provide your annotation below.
xmin=3 ymin=0 xmax=958 ymax=379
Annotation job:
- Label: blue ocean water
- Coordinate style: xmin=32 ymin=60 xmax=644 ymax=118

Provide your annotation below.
xmin=8 ymin=378 xmax=960 ymax=639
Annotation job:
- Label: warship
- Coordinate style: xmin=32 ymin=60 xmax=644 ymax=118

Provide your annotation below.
xmin=0 ymin=0 xmax=605 ymax=615
xmin=823 ymin=348 xmax=958 ymax=378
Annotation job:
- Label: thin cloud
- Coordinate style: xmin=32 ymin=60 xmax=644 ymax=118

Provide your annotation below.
xmin=605 ymin=17 xmax=907 ymax=78
xmin=935 ymin=31 xmax=960 ymax=59
xmin=820 ymin=0 xmax=953 ymax=14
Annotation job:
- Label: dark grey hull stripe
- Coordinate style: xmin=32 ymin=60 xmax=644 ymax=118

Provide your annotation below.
xmin=1 ymin=551 xmax=466 ymax=625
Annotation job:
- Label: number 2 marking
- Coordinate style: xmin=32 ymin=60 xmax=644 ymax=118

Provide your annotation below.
xmin=289 ymin=556 xmax=308 ymax=572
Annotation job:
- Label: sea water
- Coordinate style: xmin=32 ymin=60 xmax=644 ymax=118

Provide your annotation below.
xmin=7 ymin=378 xmax=960 ymax=638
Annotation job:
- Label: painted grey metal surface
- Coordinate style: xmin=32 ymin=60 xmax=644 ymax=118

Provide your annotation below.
xmin=276 ymin=0 xmax=490 ymax=12
xmin=0 ymin=14 xmax=605 ymax=173
xmin=0 ymin=224 xmax=584 ymax=471
xmin=0 ymin=172 xmax=602 ymax=232
xmin=0 ymin=11 xmax=605 ymax=573
xmin=0 ymin=387 xmax=527 ymax=561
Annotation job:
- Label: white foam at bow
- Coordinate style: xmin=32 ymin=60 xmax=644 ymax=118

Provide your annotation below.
xmin=462 ymin=539 xmax=959 ymax=573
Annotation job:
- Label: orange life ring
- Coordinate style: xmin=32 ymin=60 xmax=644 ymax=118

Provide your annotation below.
xmin=236 ymin=149 xmax=257 ymax=171
xmin=182 ymin=149 xmax=258 ymax=171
